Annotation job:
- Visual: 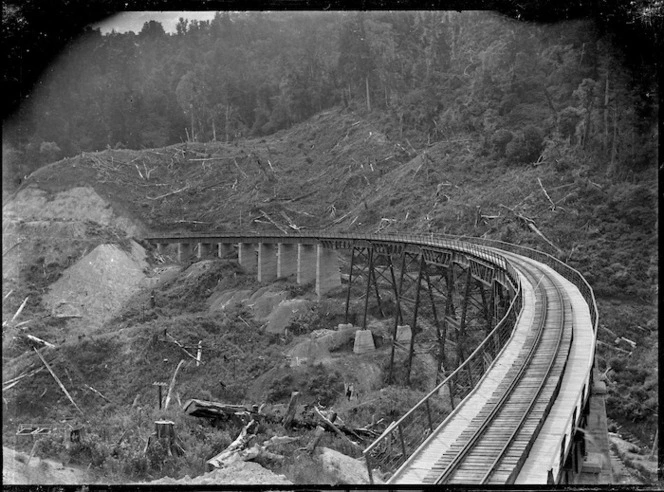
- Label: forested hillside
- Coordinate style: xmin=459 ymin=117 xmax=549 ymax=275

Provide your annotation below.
xmin=2 ymin=11 xmax=658 ymax=185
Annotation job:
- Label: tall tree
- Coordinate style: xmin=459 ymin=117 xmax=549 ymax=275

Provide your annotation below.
xmin=337 ymin=13 xmax=375 ymax=110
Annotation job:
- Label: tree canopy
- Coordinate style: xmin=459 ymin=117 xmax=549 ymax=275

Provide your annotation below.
xmin=3 ymin=10 xmax=658 ymax=181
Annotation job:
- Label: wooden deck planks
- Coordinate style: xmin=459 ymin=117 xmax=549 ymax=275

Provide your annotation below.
xmin=514 ymin=262 xmax=594 ymax=484
xmin=389 ymin=267 xmax=538 ymax=484
xmin=386 ymin=251 xmax=594 ymax=485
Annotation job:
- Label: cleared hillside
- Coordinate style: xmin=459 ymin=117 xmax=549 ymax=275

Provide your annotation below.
xmin=1 ymin=10 xmax=658 ymax=484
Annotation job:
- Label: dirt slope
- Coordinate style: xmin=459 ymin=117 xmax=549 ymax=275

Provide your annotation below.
xmin=145 ymin=461 xmax=292 ymax=485
xmin=3 ymin=446 xmax=90 ymax=485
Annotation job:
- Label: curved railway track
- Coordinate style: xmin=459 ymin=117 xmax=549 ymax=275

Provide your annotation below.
xmin=421 ymin=253 xmax=574 ymax=484
xmin=143 ymin=231 xmax=598 ymax=484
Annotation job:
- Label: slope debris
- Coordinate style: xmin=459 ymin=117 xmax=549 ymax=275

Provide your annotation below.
xmin=42 ymin=242 xmax=148 ymax=329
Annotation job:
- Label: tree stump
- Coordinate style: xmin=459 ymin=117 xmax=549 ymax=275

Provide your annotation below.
xmin=283 ymin=391 xmax=300 ymax=430
xmin=155 ymin=420 xmax=175 ymax=440
xmin=153 ymin=420 xmax=183 ymax=456
xmin=305 ymin=425 xmax=326 ymax=454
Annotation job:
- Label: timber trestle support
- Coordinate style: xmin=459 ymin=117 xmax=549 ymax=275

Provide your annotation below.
xmin=144 ymin=232 xmax=517 ymax=388
xmin=143 ymin=231 xmax=599 ymax=485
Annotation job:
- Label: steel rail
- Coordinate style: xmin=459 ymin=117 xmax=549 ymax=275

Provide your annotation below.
xmin=432 ymin=257 xmax=564 ymax=483
xmin=478 ymin=256 xmax=568 ymax=484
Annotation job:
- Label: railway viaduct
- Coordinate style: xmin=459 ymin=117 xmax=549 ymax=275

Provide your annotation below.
xmin=144 ymin=231 xmax=610 ymax=485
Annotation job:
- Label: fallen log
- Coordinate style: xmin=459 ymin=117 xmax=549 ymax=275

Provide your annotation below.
xmin=597 ymin=340 xmax=631 ymax=355
xmin=34 ymin=348 xmax=84 ymax=416
xmin=183 ymin=399 xmax=254 ymax=421
xmin=279 ymin=211 xmax=300 ymax=231
xmin=499 ymin=204 xmax=563 ymax=255
xmin=2 ymin=380 xmax=20 ymax=391
xmin=280 ymin=405 xmax=376 ymax=439
xmin=84 ymin=384 xmax=112 ymax=403
xmin=165 ymin=332 xmax=203 ymax=364
xmin=287 ymin=189 xmax=317 ymax=203
xmin=147 ymin=185 xmax=190 ymax=200
xmin=164 ymin=359 xmax=185 ymax=410
xmin=3 ymin=296 xmax=30 ymax=327
xmin=525 ymin=221 xmax=563 ymax=256
xmin=263 ymin=435 xmax=300 ymax=448
xmin=259 ymin=209 xmax=289 ymax=234
xmin=22 ymin=333 xmax=56 ymax=349
xmin=207 ymin=419 xmax=259 ymax=469
xmin=241 ymin=443 xmax=285 ymax=462
xmin=314 ymin=406 xmax=360 ymax=449
xmin=538 ymin=177 xmax=556 ymax=210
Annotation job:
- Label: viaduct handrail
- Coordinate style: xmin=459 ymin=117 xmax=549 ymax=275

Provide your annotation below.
xmin=410 ymin=233 xmax=599 ymax=483
xmin=423 ymin=233 xmax=598 ymax=336
xmin=363 ymin=273 xmax=522 ymax=481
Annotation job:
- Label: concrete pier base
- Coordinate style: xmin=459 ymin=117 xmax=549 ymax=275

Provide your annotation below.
xmin=258 ymin=243 xmax=278 ymax=282
xmin=218 ymin=243 xmax=235 ymax=259
xmin=396 ymin=325 xmax=412 ymax=344
xmin=238 ymin=243 xmax=257 ymax=272
xmin=353 ymin=330 xmax=375 ymax=354
xmin=297 ymin=244 xmax=316 ymax=285
xmin=316 ymin=245 xmax=341 ymax=298
xmin=277 ymin=243 xmax=297 ymax=278
xmin=178 ymin=242 xmax=192 ymax=263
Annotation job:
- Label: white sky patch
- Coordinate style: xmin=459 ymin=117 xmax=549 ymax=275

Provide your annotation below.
xmin=92 ymin=11 xmax=219 ymax=34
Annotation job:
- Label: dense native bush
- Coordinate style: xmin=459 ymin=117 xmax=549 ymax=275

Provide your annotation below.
xmin=505 ymin=125 xmax=544 ymax=164
xmin=490 ymin=128 xmax=514 ymax=158
xmin=306 ymin=364 xmax=344 ymax=406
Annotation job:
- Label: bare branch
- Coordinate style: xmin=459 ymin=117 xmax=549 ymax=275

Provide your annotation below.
xmin=537 ymin=178 xmax=556 ymax=210
xmin=147 ymin=185 xmax=190 ymax=200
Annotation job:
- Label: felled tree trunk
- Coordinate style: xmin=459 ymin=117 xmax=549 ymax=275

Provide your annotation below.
xmin=240 ymin=444 xmax=285 ymax=462
xmin=314 ymin=407 xmax=361 ymax=449
xmin=206 ymin=419 xmax=259 ymax=470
